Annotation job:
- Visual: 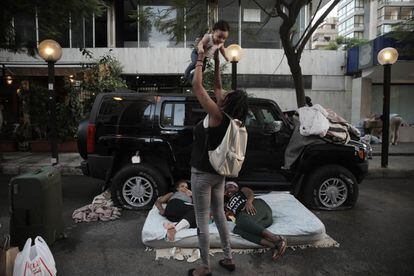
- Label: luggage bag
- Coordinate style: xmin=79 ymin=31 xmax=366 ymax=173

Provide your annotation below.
xmin=9 ymin=166 xmax=64 ymax=248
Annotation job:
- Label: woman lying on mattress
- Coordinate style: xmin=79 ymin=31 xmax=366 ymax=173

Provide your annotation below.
xmin=155 ymin=180 xmax=197 ymax=241
xmin=224 ymin=181 xmax=287 ymax=261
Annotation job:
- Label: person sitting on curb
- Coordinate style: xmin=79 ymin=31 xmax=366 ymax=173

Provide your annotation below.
xmin=155 ymin=180 xmax=196 ymax=241
xmin=224 ymin=181 xmax=287 ymax=262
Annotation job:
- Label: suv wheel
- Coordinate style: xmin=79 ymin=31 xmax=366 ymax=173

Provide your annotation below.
xmin=303 ymin=165 xmax=359 ymax=210
xmin=111 ymin=164 xmax=167 ymax=210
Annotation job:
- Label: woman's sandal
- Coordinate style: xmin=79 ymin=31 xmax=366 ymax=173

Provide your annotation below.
xmin=188 ymin=268 xmax=212 ymax=276
xmin=272 ymin=236 xmax=287 ymax=262
xmin=219 ymin=259 xmax=235 ymax=272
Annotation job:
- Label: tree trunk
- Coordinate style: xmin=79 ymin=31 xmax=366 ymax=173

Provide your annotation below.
xmin=208 ymin=0 xmax=218 ymax=29
xmin=279 ymin=23 xmax=306 ymax=108
xmin=290 ymin=59 xmax=306 ymax=108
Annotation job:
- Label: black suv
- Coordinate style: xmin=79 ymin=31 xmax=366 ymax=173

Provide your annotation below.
xmin=77 ymin=92 xmax=368 ymax=211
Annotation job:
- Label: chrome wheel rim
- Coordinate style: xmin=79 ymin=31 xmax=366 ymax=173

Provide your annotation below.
xmin=122 ymin=176 xmax=153 ymax=208
xmin=318 ymin=178 xmax=348 ymax=208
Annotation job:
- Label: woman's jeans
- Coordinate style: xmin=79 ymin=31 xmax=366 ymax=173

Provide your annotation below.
xmin=191 ymin=167 xmax=232 ymax=268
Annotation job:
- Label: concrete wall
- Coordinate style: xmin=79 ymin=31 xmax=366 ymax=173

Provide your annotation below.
xmin=351 ymin=77 xmax=372 ymax=125
xmin=371 ymin=84 xmax=414 ymax=124
xmin=247 ymin=88 xmax=352 ymax=121
xmin=1 ymin=48 xmax=351 ymax=119
xmin=0 ymin=48 xmax=346 ymax=76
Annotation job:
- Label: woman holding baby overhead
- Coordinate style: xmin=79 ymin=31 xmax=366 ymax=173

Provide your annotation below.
xmin=188 ymin=20 xmax=249 ymax=276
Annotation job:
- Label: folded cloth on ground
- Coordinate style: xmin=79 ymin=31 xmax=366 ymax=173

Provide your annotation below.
xmin=142 ymin=192 xmax=332 ymax=249
xmin=72 ymin=191 xmax=122 ymax=223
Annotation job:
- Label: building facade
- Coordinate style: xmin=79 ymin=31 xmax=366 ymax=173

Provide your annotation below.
xmin=338 ymin=0 xmax=414 ymax=39
xmin=1 ymin=0 xmax=358 ymax=134
xmin=312 ymin=17 xmax=339 ymax=49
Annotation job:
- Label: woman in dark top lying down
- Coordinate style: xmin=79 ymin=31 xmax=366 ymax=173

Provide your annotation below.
xmin=155 ymin=180 xmax=196 ymax=241
xmin=224 ymin=181 xmax=287 ymax=261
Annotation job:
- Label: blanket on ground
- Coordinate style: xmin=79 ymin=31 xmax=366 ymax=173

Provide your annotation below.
xmin=72 ymin=191 xmax=122 ymax=223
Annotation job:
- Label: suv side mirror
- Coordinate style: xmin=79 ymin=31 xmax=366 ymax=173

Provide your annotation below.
xmin=264 ymin=120 xmax=283 ymax=133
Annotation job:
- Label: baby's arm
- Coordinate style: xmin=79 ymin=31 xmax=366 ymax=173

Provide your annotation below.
xmin=219 ymin=45 xmax=229 ymax=62
xmin=197 ymin=35 xmax=209 ymax=54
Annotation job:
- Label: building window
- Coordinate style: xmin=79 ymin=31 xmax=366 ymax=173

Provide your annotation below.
xmin=378 ymin=6 xmax=414 ymax=21
xmin=354 ymin=15 xmax=364 ymax=27
xmin=13 ymin=11 xmax=36 ymax=46
xmin=240 ymin=0 xmax=281 ymax=49
xmin=123 ymin=0 xmax=138 ymax=47
xmin=355 ymin=31 xmax=363 ymax=38
xmin=324 ymin=36 xmax=331 ymax=41
xmin=71 ymin=16 xmax=94 ymax=48
xmin=355 ymin=0 xmax=364 ymax=8
xmin=38 ymin=11 xmax=70 ymax=47
xmin=401 ymin=7 xmax=414 ymax=20
xmin=138 ymin=1 xmax=184 ymax=48
xmin=377 ymin=24 xmax=394 ymax=35
xmin=95 ymin=10 xmax=108 ymax=47
xmin=218 ymin=0 xmax=239 ymax=45
xmin=185 ymin=1 xmax=208 ymax=48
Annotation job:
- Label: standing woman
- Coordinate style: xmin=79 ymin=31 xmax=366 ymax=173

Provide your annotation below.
xmin=189 ymin=50 xmax=249 ymax=276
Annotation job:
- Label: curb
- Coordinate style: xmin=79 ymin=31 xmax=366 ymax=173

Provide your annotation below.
xmin=372 ymin=153 xmax=414 ymax=157
xmin=1 ymin=164 xmax=82 ymax=176
xmin=366 ymin=169 xmax=414 ymax=179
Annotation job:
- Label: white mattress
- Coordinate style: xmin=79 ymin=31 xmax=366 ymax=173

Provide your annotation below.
xmin=142 ymin=192 xmax=327 ymax=249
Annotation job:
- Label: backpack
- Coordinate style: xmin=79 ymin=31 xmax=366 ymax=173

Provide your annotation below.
xmin=203 ymin=112 xmax=248 ymax=177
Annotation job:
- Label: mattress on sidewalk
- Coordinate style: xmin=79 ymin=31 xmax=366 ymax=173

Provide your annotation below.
xmin=142 ymin=192 xmax=328 ymax=249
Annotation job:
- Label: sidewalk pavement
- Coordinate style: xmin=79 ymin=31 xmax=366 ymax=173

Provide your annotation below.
xmin=0 ymin=152 xmax=82 ymax=176
xmin=371 ymin=142 xmax=414 ymax=156
xmin=1 ymin=143 xmax=414 ymax=178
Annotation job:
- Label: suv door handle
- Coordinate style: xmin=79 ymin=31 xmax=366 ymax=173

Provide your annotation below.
xmin=160 ymin=130 xmax=178 ymax=134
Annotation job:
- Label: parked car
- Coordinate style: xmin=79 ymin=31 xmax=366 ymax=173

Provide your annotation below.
xmin=77 ymin=92 xmax=368 ymax=211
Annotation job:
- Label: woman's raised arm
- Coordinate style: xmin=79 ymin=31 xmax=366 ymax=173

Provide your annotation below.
xmin=214 ymin=51 xmax=224 ymax=108
xmin=192 ymin=52 xmax=223 ymax=127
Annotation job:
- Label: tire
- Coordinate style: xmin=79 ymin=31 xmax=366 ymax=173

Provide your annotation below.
xmin=303 ymin=165 xmax=359 ymax=210
xmin=111 ymin=163 xmax=167 ymax=210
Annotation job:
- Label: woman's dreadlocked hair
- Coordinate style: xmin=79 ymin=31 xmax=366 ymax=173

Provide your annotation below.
xmin=222 ymin=89 xmax=249 ymax=124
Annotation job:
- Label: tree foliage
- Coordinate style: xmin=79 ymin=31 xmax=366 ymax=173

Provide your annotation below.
xmin=389 ymin=17 xmax=414 ymax=55
xmin=0 ymin=0 xmax=105 ymax=55
xmin=335 ymin=36 xmax=368 ymax=50
xmin=325 ymin=41 xmax=339 ymax=50
xmin=324 ymin=36 xmax=368 ymax=50
xmin=80 ymin=50 xmax=127 ymax=112
xmin=251 ymin=0 xmax=340 ymax=107
xmin=202 ymin=59 xmax=231 ymax=91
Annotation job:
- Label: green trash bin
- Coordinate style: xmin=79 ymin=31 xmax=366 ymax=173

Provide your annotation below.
xmin=9 ymin=166 xmax=64 ymax=248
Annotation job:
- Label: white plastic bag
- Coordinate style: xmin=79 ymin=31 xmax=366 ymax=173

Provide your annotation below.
xmin=298 ymin=104 xmax=330 ymax=137
xmin=13 ymin=237 xmax=57 ymax=276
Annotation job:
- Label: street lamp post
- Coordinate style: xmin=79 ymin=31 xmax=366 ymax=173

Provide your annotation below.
xmin=377 ymin=47 xmax=398 ymax=168
xmin=226 ymin=44 xmax=243 ymax=90
xmin=38 ymin=39 xmax=62 ymax=165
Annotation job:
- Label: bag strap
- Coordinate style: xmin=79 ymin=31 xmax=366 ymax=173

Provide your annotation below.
xmin=2 ymin=234 xmax=10 ymax=250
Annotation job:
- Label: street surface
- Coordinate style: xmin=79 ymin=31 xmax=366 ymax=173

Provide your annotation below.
xmin=1 ymin=174 xmax=413 ymax=276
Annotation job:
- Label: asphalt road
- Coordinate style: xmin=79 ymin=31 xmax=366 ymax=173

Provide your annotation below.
xmin=1 ymin=174 xmax=413 ymax=276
